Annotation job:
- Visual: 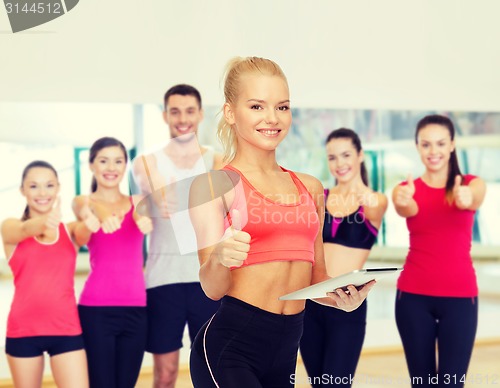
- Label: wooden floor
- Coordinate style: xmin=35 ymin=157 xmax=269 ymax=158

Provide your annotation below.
xmin=135 ymin=342 xmax=500 ymax=388
xmin=0 ymin=342 xmax=497 ymax=387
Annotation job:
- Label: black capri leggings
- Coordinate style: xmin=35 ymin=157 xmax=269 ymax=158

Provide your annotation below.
xmin=395 ymin=290 xmax=478 ymax=388
xmin=78 ymin=305 xmax=147 ymax=388
xmin=190 ymin=296 xmax=304 ymax=388
xmin=300 ymin=299 xmax=367 ymax=387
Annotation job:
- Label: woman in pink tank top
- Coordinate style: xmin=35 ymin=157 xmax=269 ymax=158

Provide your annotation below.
xmin=73 ymin=137 xmax=153 ymax=388
xmin=1 ymin=160 xmax=98 ymax=388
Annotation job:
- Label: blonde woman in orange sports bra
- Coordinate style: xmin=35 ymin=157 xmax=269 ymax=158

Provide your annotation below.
xmin=188 ymin=57 xmax=375 ymax=388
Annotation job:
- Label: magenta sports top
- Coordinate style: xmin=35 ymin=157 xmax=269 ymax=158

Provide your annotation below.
xmin=79 ymin=199 xmax=146 ymax=306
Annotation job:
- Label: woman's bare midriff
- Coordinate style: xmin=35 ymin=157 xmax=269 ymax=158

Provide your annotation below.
xmin=323 ymin=243 xmax=370 ymax=278
xmin=227 ymin=260 xmax=313 ymax=315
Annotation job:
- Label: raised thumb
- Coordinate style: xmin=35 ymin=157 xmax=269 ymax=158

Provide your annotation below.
xmin=231 ymin=208 xmax=242 ymax=231
xmin=406 ymin=173 xmax=414 ymax=189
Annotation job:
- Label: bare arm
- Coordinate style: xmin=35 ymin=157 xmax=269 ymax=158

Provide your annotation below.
xmin=293 ymin=174 xmax=334 ymax=304
xmin=1 ymin=198 xmax=61 ymax=245
xmin=132 ymin=154 xmax=167 ymax=195
xmin=189 ymin=174 xmax=250 ymax=300
xmin=2 ymin=217 xmax=46 ymax=259
xmin=132 ymin=195 xmax=153 ymax=235
xmin=1 ymin=200 xmax=61 ymax=258
xmin=132 ymin=155 xmax=153 ymax=195
xmin=359 ymin=190 xmax=388 ymax=228
xmin=302 ymin=174 xmax=327 ymax=288
xmin=67 ymin=219 xmax=99 ymax=248
xmin=190 ymin=192 xmax=231 ymax=300
xmin=296 ymin=173 xmax=375 ymax=311
xmin=132 ymin=154 xmax=178 ymax=220
xmin=2 ymin=217 xmax=49 ymax=246
xmin=302 ymin=174 xmax=345 ymax=308
xmin=453 ymin=176 xmax=486 ymax=211
xmin=70 ymin=221 xmax=91 ymax=247
xmin=71 ymin=196 xmax=102 ymax=246
xmin=212 ymin=152 xmax=225 ymax=170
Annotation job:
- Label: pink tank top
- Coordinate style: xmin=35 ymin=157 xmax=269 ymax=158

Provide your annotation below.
xmin=79 ymin=199 xmax=146 ymax=306
xmin=7 ymin=223 xmax=82 ymax=338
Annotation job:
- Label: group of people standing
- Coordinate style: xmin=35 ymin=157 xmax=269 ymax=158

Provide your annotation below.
xmin=2 ymin=56 xmax=485 ymax=388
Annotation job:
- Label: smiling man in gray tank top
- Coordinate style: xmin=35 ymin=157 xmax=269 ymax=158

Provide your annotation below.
xmin=132 ymin=84 xmax=223 ymax=388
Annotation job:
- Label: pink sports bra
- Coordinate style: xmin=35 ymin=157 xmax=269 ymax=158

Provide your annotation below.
xmin=223 ymin=165 xmax=320 ymax=269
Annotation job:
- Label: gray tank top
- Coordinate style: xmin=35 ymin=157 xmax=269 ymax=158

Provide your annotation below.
xmin=145 ymin=146 xmax=215 ymax=289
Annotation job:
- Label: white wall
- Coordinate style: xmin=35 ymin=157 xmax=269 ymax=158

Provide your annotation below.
xmin=1 ymin=0 xmax=499 ymax=112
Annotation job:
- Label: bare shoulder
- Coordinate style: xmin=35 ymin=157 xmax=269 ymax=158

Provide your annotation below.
xmin=469 ymin=176 xmax=485 ymax=187
xmin=190 ymin=170 xmax=235 ymax=207
xmin=468 ymin=176 xmax=486 ymax=207
xmin=375 ymin=191 xmax=389 ymax=209
xmin=212 ymin=152 xmax=225 ymax=170
xmin=1 ymin=218 xmax=24 ymax=246
xmin=293 ymin=172 xmax=324 ymax=196
xmin=189 ymin=174 xmax=212 ymax=211
xmin=72 ymin=195 xmax=88 ymax=210
xmin=131 ymin=194 xmax=146 ymax=207
xmin=1 ymin=219 xmax=19 ymax=258
xmin=132 ymin=152 xmax=157 ymax=174
xmin=66 ymin=221 xmax=78 ymax=235
xmin=131 ymin=194 xmax=145 ymax=201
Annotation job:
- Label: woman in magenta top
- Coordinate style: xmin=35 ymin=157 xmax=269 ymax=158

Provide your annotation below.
xmin=1 ymin=160 xmax=97 ymax=388
xmin=73 ymin=137 xmax=152 ymax=388
xmin=392 ymin=115 xmax=486 ymax=388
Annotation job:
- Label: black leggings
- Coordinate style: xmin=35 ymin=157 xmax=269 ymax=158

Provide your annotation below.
xmin=78 ymin=305 xmax=147 ymax=388
xmin=190 ymin=296 xmax=304 ymax=388
xmin=300 ymin=299 xmax=366 ymax=387
xmin=395 ymin=291 xmax=478 ymax=388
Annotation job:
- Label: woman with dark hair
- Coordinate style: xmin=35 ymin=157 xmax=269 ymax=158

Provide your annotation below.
xmin=300 ymin=128 xmax=388 ymax=387
xmin=1 ymin=160 xmax=97 ymax=388
xmin=73 ymin=137 xmax=153 ymax=388
xmin=392 ymin=115 xmax=486 ymax=388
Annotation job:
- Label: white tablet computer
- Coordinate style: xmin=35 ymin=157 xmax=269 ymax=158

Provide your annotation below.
xmin=279 ymin=267 xmax=403 ymax=300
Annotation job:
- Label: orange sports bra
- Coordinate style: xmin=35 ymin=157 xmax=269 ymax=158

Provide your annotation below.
xmin=223 ymin=165 xmax=320 ymax=270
